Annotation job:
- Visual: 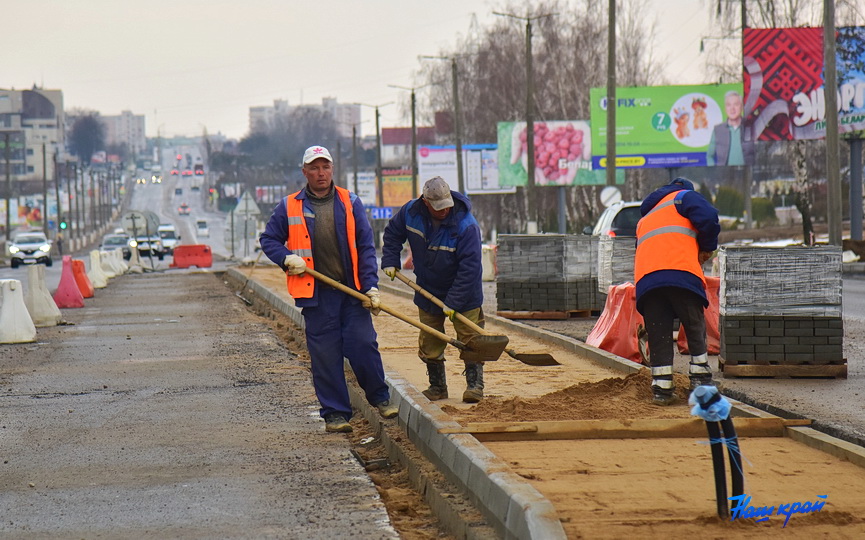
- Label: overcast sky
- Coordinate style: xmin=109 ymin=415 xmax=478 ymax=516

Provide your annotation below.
xmin=4 ymin=0 xmax=713 ymax=140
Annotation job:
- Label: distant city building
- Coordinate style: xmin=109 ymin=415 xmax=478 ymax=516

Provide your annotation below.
xmin=101 ymin=110 xmax=146 ymax=156
xmin=248 ymin=98 xmax=360 ymax=139
xmin=381 ymin=126 xmax=437 ymax=168
xmin=0 ymin=86 xmax=65 ymax=181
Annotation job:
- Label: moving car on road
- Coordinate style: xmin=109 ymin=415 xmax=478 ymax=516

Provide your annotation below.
xmin=8 ymin=231 xmax=53 ymax=268
xmin=157 ymin=224 xmax=180 ymax=254
xmin=130 ymin=235 xmax=165 ymax=260
xmin=178 ymin=203 xmax=191 ymax=216
xmin=196 ymin=219 xmax=209 ymax=237
xmin=99 ymin=233 xmax=132 ymax=260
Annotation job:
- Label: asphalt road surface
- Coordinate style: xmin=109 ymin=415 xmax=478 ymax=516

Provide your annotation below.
xmin=0 ymin=271 xmax=397 ymax=538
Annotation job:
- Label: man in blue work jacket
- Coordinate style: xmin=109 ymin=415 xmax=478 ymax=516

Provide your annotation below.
xmin=260 ymin=145 xmax=397 ymax=433
xmin=381 ymin=177 xmax=486 ymax=403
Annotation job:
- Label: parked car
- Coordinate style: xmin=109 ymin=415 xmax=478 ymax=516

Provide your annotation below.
xmin=178 ymin=203 xmax=191 ymax=216
xmin=157 ymin=224 xmax=180 ymax=254
xmin=196 ymin=219 xmax=209 ymax=237
xmin=583 ymin=201 xmax=642 ymax=237
xmin=8 ymin=231 xmax=53 ymax=268
xmin=182 ymin=169 xmax=193 ymax=177
xmin=100 ymin=233 xmax=132 ymax=260
xmin=130 ymin=235 xmax=165 ymax=260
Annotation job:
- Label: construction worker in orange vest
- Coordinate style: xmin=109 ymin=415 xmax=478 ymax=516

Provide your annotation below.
xmin=260 ymin=145 xmax=397 ymax=433
xmin=634 ymin=177 xmax=720 ymax=405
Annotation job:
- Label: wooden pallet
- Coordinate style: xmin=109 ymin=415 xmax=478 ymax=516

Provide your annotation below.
xmin=721 ymin=360 xmax=847 ymax=379
xmin=496 ymin=309 xmax=597 ymax=320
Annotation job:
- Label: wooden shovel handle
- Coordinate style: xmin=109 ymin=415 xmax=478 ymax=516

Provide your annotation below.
xmin=393 ymin=271 xmax=487 ymax=335
xmin=302 ymin=267 xmax=467 ymax=350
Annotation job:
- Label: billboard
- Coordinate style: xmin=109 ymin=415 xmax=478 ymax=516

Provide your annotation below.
xmin=589 ymin=83 xmax=746 ymax=168
xmin=743 ymin=26 xmax=865 ymax=140
xmin=417 ymin=144 xmax=514 ymax=195
xmin=497 ymin=121 xmax=617 ymax=185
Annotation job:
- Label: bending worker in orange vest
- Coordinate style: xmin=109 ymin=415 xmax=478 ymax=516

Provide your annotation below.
xmin=260 ymin=145 xmax=397 ymax=433
xmin=634 ymin=177 xmax=720 ymax=405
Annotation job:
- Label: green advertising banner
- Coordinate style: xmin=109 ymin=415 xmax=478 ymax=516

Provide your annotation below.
xmin=589 ymin=83 xmax=745 ymax=169
xmin=497 ymin=120 xmax=622 ymax=186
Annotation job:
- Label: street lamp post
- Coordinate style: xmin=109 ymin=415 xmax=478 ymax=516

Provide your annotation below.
xmin=494 ymin=10 xmax=556 ymax=229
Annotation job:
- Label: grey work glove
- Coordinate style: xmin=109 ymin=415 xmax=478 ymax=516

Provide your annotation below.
xmin=363 ymin=287 xmax=381 ymax=316
xmin=383 ymin=267 xmax=397 ymax=280
xmin=283 ymin=254 xmax=307 ymax=275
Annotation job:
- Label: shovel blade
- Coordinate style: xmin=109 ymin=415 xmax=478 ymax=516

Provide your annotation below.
xmin=460 ymin=334 xmax=509 ymax=362
xmin=508 ymin=350 xmax=560 ymax=366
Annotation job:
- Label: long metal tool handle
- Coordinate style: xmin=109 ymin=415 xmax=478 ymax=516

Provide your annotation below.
xmin=303 ymin=267 xmax=466 ymax=350
xmin=394 ymin=271 xmax=486 ymax=335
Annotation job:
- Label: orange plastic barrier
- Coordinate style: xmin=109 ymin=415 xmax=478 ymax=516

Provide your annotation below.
xmin=72 ymin=259 xmax=95 ymax=298
xmin=586 ymin=283 xmax=645 ymax=364
xmin=170 ymin=244 xmax=212 ymax=269
xmin=53 ymin=255 xmax=85 ymax=308
xmin=677 ymin=276 xmax=721 ymax=355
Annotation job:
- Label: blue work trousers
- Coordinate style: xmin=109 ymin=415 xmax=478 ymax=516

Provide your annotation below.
xmin=302 ymin=286 xmax=390 ymax=421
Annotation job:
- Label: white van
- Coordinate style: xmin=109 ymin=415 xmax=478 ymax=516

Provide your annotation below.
xmin=196 ymin=219 xmax=209 ymax=237
xmin=157 ymin=224 xmax=180 ymax=254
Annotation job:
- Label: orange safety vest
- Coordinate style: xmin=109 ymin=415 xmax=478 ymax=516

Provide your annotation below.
xmin=634 ymin=191 xmax=706 ymax=287
xmin=284 ymin=185 xmax=361 ymax=298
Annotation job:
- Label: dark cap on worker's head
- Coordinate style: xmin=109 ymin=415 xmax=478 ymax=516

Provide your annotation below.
xmin=302 ymin=145 xmax=333 ymax=165
xmin=670 ymin=177 xmax=695 ymax=191
xmin=422 ymin=176 xmax=454 ymax=211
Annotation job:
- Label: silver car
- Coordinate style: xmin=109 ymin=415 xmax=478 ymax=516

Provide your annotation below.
xmin=9 ymin=232 xmax=53 ymax=268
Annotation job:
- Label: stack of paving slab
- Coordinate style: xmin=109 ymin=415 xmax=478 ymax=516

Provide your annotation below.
xmin=718 ymin=245 xmax=845 ymax=377
xmin=597 ymin=235 xmax=636 ymax=294
xmin=496 ymin=234 xmax=603 ymax=312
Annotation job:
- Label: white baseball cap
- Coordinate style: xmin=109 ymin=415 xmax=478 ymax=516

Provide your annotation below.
xmin=302 ymin=145 xmax=333 ymax=165
xmin=422 ymin=176 xmax=454 ymax=211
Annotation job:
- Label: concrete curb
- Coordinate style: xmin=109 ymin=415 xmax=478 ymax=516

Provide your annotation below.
xmin=225 ymin=268 xmax=567 ymax=540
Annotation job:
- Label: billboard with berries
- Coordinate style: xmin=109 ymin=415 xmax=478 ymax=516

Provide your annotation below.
xmin=497 ymin=120 xmax=614 ymax=186
xmin=589 ymin=83 xmax=744 ymax=168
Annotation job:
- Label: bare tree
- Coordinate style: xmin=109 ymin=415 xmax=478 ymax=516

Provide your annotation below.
xmin=414 ymin=0 xmax=662 ymax=235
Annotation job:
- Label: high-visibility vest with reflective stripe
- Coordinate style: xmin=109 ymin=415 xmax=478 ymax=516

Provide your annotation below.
xmin=284 ymin=186 xmax=361 ymax=298
xmin=634 ymin=191 xmax=706 ymax=287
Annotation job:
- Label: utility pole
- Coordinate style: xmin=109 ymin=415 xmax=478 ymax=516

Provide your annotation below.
xmin=824 ymin=0 xmax=842 ymax=246
xmin=606 ymin=0 xmax=616 ymax=187
xmin=494 ymin=10 xmax=556 ymax=229
xmin=42 ymin=144 xmax=48 ymax=237
xmin=357 ymin=102 xmax=393 ymax=208
xmin=53 ymin=150 xmax=62 ymax=239
xmin=421 ymin=55 xmax=466 ymax=194
xmin=389 ymin=84 xmax=431 ymax=199
xmin=352 ymin=125 xmax=359 ymax=194
xmin=4 ymin=132 xmax=11 ymax=243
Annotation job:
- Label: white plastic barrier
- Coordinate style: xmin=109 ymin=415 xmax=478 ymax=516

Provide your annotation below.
xmin=87 ymin=250 xmax=109 ymax=288
xmin=127 ymin=247 xmax=144 ymax=274
xmin=24 ymin=265 xmax=62 ymax=327
xmin=100 ymin=251 xmax=118 ymax=278
xmin=116 ymin=250 xmax=129 ymax=273
xmin=0 ymin=279 xmax=37 ymax=343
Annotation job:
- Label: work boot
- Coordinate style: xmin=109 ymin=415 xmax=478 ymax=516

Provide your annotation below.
xmin=324 ymin=413 xmax=352 ymax=433
xmin=375 ymin=400 xmax=398 ymax=419
xmin=462 ymin=362 xmax=485 ymax=403
xmin=652 ymin=386 xmax=678 ymax=406
xmin=688 ymin=353 xmax=714 ymax=390
xmin=422 ymin=361 xmax=448 ymax=401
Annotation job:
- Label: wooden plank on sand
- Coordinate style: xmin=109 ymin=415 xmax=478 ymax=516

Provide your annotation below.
xmin=438 ymin=418 xmax=812 ymax=441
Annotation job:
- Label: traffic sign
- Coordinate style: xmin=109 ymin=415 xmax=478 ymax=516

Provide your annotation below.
xmin=233 ymin=191 xmax=260 ymax=217
xmin=369 ymin=207 xmax=393 ymax=220
xmin=122 ymin=210 xmax=160 ymax=236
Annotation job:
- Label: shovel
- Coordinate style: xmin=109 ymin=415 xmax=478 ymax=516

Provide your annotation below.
xmin=235 ymin=251 xmax=264 ymax=306
xmin=392 ymin=271 xmax=560 ymax=366
xmin=302 ymin=267 xmax=507 ymax=362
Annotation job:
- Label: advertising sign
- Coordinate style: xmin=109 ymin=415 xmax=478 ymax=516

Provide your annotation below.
xmin=589 ymin=83 xmax=745 ymax=168
xmin=417 ymin=145 xmax=514 ymax=195
xmin=497 ymin=120 xmax=613 ymax=185
xmin=743 ymin=26 xmax=865 ymax=140
xmin=346 ymin=171 xmax=377 ymax=207
xmin=381 ymin=170 xmax=413 ymax=208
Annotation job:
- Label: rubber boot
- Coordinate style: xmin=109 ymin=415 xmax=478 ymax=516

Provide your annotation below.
xmin=462 ymin=362 xmax=484 ymax=403
xmin=422 ymin=361 xmax=448 ymax=401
